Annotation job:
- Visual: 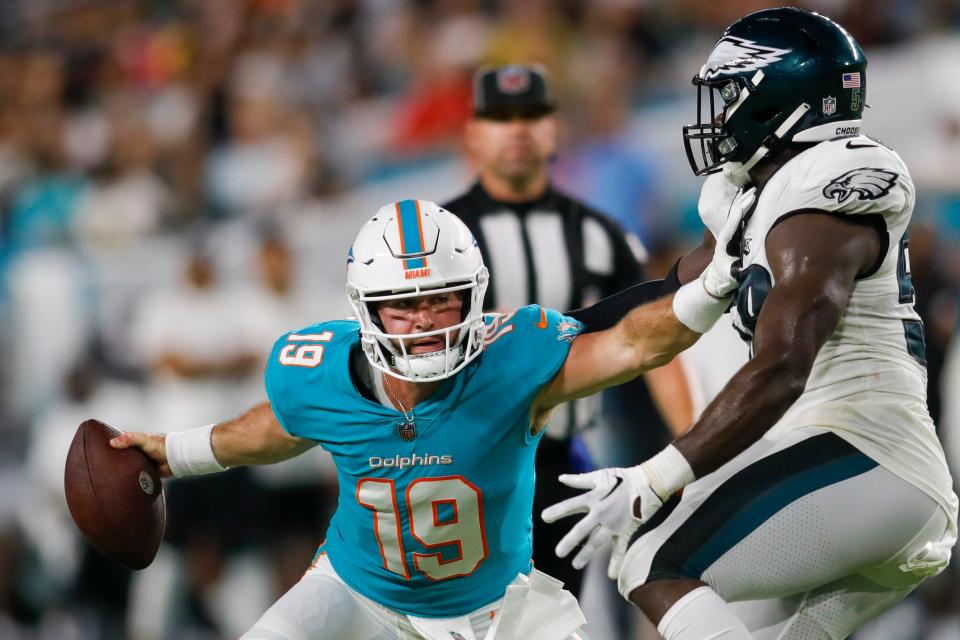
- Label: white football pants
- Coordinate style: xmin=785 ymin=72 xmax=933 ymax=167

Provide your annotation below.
xmin=241 ymin=555 xmax=588 ymax=640
xmin=619 ymin=427 xmax=954 ymax=639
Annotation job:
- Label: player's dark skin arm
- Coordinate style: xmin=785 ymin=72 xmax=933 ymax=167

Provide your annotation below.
xmin=676 ymin=229 xmax=716 ymax=285
xmin=629 ymin=211 xmax=883 ymax=624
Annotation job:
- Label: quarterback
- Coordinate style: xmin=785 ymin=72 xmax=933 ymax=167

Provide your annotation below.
xmin=111 ymin=196 xmax=744 ymax=639
xmin=544 ymin=7 xmax=958 ymax=640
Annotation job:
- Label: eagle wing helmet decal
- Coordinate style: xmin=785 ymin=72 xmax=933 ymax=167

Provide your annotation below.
xmin=701 ymin=36 xmax=792 ymax=79
xmin=822 ymin=167 xmax=899 ymax=204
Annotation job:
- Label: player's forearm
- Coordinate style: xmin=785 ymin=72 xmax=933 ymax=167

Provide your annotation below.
xmin=211 ymin=402 xmax=315 ymax=467
xmin=568 ymin=279 xmax=666 ymax=333
xmin=675 ymin=230 xmax=715 ymax=285
xmin=628 ymin=354 xmax=807 ymax=516
xmin=673 ymin=353 xmax=806 ymax=476
xmin=620 ymin=295 xmax=701 ymax=372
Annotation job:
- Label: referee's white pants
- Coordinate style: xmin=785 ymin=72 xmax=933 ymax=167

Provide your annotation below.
xmin=619 ymin=427 xmax=954 ymax=639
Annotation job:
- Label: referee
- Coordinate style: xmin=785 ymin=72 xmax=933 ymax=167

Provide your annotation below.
xmin=443 ymin=65 xmax=691 ymax=596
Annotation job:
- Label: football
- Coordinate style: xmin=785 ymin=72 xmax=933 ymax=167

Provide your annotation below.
xmin=64 ymin=419 xmax=166 ymax=570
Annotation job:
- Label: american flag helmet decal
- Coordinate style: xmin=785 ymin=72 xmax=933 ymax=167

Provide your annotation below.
xmin=842 ymin=72 xmax=861 ymax=88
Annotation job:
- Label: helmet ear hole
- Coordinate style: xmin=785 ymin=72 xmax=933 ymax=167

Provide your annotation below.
xmin=370 ymin=306 xmax=385 ymax=330
xmin=456 ymin=290 xmax=470 ymax=317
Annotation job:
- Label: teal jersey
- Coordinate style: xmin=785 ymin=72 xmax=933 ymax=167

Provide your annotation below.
xmin=265 ymin=305 xmax=582 ymax=617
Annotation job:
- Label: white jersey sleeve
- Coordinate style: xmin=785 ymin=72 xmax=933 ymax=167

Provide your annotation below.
xmin=757 ymin=135 xmax=914 ymax=230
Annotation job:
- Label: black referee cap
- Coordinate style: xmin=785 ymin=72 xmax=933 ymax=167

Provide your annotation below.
xmin=472 ymin=65 xmax=556 ymax=119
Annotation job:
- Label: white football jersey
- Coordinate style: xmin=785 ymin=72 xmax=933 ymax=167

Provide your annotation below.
xmin=721 ymin=135 xmax=958 ymax=531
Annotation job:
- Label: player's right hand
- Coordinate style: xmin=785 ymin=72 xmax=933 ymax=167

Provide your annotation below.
xmin=110 ymin=432 xmax=172 ymax=477
xmin=542 ymin=466 xmax=663 ymax=579
xmin=697 ymin=173 xmax=741 ymax=238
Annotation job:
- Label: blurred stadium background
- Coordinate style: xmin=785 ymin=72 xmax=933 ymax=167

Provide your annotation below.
xmin=0 ymin=0 xmax=958 ymax=638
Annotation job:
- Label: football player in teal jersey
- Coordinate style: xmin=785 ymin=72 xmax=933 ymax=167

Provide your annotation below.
xmin=112 ymin=198 xmax=744 ymax=639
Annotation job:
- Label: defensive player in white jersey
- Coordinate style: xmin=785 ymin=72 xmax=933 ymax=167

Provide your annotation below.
xmin=543 ymin=8 xmax=958 ymax=640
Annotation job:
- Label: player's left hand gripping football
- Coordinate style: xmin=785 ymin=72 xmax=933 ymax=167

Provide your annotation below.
xmin=110 ymin=432 xmax=172 ymax=477
xmin=701 ymin=187 xmax=756 ymax=298
xmin=542 ymin=466 xmax=663 ymax=579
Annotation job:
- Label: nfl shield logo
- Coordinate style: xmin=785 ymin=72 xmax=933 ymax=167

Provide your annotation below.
xmin=822 ymin=96 xmax=837 ymax=115
xmin=497 ymin=66 xmax=530 ymax=94
xmin=398 ymin=419 xmax=416 ymax=442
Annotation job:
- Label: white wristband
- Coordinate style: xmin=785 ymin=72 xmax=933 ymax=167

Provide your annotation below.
xmin=672 ymin=278 xmax=729 ymax=334
xmin=165 ymin=424 xmax=228 ymax=478
xmin=639 ymin=445 xmax=695 ymax=501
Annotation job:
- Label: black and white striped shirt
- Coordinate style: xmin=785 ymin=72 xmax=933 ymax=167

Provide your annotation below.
xmin=443 ymin=181 xmax=648 ymax=439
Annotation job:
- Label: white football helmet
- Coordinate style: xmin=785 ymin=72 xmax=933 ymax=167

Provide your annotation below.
xmin=346 ymin=200 xmax=489 ymax=382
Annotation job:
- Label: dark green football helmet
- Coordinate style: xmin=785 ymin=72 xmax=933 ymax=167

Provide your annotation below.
xmin=683 ymin=7 xmax=867 ymax=183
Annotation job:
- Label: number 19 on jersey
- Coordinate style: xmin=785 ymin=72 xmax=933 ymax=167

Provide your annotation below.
xmin=356 ymin=476 xmax=489 ymax=581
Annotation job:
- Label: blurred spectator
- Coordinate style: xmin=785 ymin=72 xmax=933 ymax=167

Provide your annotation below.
xmin=230 ymin=227 xmax=327 ymax=409
xmin=485 ymin=0 xmax=576 ymax=82
xmin=72 ymin=105 xmax=169 ymax=250
xmin=129 ymin=243 xmax=259 ymax=431
xmin=907 ymin=224 xmax=959 ymax=426
xmin=205 ymin=53 xmax=312 ymax=219
xmin=4 ymin=248 xmax=91 ymax=421
xmin=4 ymin=107 xmax=86 ymax=258
xmin=387 ymin=3 xmax=485 ymax=154
xmin=237 ymin=231 xmax=324 ymax=358
xmin=554 ymin=8 xmax=663 ymax=242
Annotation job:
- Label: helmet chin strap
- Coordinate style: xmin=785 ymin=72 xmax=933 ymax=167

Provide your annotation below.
xmin=723 ymin=102 xmax=812 ymax=186
xmin=722 ymin=161 xmax=753 ymax=187
xmin=388 ymin=346 xmax=463 ymax=380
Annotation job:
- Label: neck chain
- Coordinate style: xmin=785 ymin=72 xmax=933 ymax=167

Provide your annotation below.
xmin=383 ymin=373 xmax=417 ymax=441
xmin=382 ymin=373 xmax=415 ymax=422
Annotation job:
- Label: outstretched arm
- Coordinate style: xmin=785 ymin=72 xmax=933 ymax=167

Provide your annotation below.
xmin=566 ymin=228 xmax=718 ymax=333
xmin=535 ymin=191 xmax=755 ymax=413
xmin=110 ymin=401 xmax=316 ymax=477
xmin=537 ymin=295 xmax=701 ymax=408
xmin=563 ymin=229 xmax=716 ymax=435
